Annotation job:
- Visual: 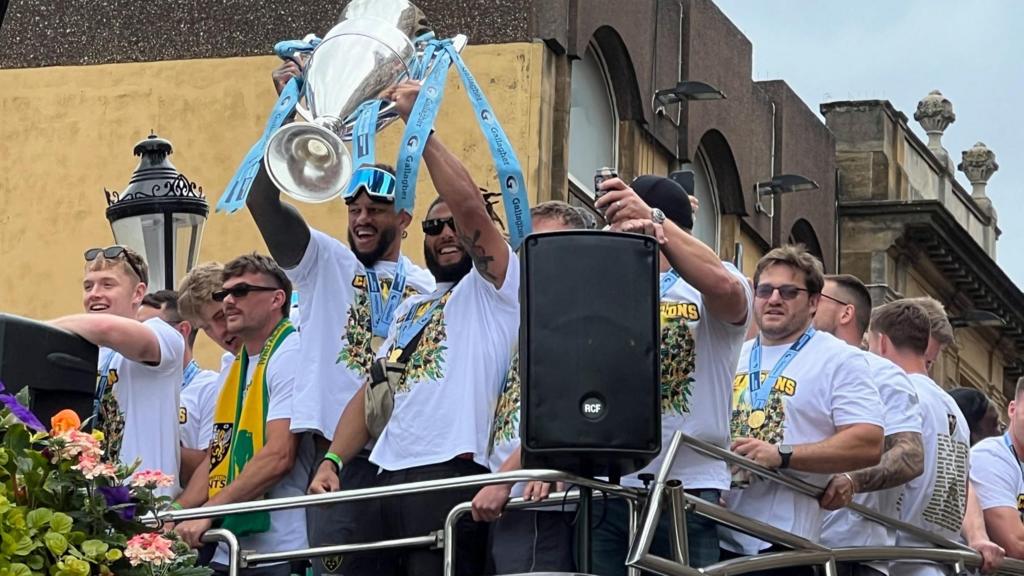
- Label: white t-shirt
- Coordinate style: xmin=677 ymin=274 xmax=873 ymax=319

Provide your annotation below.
xmin=970 ymin=434 xmax=1024 ymax=517
xmin=179 ymin=354 xmax=233 ymax=451
xmin=622 ymin=264 xmax=752 ymax=490
xmin=821 ymin=353 xmax=923 ymax=553
xmin=97 ymin=317 xmax=184 ymax=498
xmin=286 ymin=229 xmax=434 ymax=440
xmin=890 ymin=374 xmax=970 ymax=576
xmin=371 ymin=247 xmax=520 ymax=471
xmin=719 ymin=330 xmax=883 ymax=555
xmin=213 ymin=333 xmax=315 ymax=564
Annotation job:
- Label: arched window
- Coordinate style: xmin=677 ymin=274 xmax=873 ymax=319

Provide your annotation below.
xmin=789 ymin=219 xmax=825 ymax=269
xmin=679 ymin=147 xmax=720 ymax=251
xmin=568 ymin=44 xmax=618 ymax=199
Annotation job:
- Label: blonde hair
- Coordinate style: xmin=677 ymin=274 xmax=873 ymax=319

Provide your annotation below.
xmin=85 ymin=247 xmax=148 ymax=285
xmin=177 ymin=262 xmax=224 ymax=324
xmin=903 ymin=296 xmax=954 ymax=346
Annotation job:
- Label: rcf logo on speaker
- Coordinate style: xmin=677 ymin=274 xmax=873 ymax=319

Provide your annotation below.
xmin=581 ymin=395 xmax=605 ymax=420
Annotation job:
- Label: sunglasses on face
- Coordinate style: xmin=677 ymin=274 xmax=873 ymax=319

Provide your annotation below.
xmin=754 ymin=283 xmax=809 ymax=300
xmin=422 ymin=217 xmax=456 ymax=236
xmin=84 ymin=246 xmax=146 ymax=283
xmin=212 ymin=283 xmax=280 ymax=302
xmin=343 ymin=167 xmax=397 ymax=204
xmin=820 ymin=292 xmax=850 ymax=307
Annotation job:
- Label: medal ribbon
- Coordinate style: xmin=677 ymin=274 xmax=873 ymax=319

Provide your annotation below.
xmin=182 ymin=359 xmax=200 ymax=390
xmin=747 ymin=326 xmax=816 ymax=413
xmin=660 ymin=269 xmax=680 ymax=298
xmin=366 ymin=258 xmax=409 ymax=339
xmin=393 ymin=287 xmax=453 ymax=351
xmin=394 ymin=39 xmax=532 ymax=248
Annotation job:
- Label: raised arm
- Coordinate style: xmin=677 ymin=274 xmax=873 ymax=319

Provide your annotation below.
xmin=243 ymin=62 xmax=312 ymax=268
xmin=387 ymin=81 xmax=510 ymax=289
xmin=51 ymin=314 xmax=162 ymax=364
xmin=246 ymin=164 xmax=311 ymax=269
xmin=597 ymin=181 xmax=748 ymax=324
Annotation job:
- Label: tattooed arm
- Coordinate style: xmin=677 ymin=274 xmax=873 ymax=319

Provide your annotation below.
xmin=819 ymin=431 xmax=923 ymax=510
xmin=420 ymin=135 xmax=509 ymax=289
xmin=388 ymin=81 xmax=510 ymax=289
xmin=850 ymin=430 xmax=925 ymax=491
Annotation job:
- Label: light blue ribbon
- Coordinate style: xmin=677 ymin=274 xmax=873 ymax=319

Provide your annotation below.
xmin=393 ymin=39 xmax=533 ymax=248
xmin=347 ymin=99 xmax=385 ymax=170
xmin=216 ymin=37 xmax=320 ymax=213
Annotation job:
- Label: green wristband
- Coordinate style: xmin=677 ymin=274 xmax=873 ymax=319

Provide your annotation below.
xmin=321 ymin=451 xmax=343 ymax=475
xmin=170 ymin=501 xmax=184 ymax=510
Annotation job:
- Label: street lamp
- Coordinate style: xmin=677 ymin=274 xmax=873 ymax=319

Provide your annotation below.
xmin=949 ymin=309 xmax=1006 ymax=328
xmin=654 ymin=81 xmax=727 ymax=115
xmin=754 ymin=174 xmax=820 ymax=218
xmin=104 ymin=133 xmax=209 ymax=292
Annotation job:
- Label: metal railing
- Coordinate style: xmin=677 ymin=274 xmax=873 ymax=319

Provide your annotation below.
xmin=151 ymin=431 xmax=1024 ymax=576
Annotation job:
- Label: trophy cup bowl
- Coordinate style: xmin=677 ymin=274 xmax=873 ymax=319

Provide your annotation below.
xmin=264 ymin=15 xmax=417 ymax=203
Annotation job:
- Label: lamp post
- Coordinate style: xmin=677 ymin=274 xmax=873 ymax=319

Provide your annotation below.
xmin=753 ymin=174 xmax=820 ymax=247
xmin=104 ymin=133 xmax=209 ymax=292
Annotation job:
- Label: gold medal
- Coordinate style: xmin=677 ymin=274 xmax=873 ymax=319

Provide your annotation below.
xmin=747 ymin=410 xmax=767 ymax=429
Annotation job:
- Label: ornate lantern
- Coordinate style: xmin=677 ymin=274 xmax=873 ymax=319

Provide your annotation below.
xmin=104 ymin=133 xmax=209 ymax=291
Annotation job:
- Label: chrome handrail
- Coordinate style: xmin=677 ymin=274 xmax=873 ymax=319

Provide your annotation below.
xmin=678 ymin=433 xmax=973 ymax=551
xmin=158 ymin=430 xmax=1024 ymax=576
xmin=147 ymin=469 xmax=639 ymax=525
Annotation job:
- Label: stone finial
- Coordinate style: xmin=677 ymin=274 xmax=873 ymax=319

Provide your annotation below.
xmin=914 ymin=90 xmax=956 ymax=133
xmin=958 ymin=141 xmax=999 ymax=198
xmin=914 ymin=90 xmax=956 ymax=170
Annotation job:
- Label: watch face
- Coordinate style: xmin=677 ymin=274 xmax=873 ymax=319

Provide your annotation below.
xmin=779 ymin=444 xmax=794 ymax=455
xmin=652 ymin=208 xmax=666 ymax=224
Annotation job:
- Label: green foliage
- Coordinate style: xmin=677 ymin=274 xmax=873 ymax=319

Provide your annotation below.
xmin=0 ymin=405 xmax=211 ymax=576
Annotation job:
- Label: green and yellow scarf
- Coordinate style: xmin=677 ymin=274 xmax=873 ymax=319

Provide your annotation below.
xmin=208 ymin=318 xmax=295 ymax=536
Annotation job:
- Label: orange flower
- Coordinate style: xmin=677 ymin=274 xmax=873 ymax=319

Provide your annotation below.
xmin=50 ymin=409 xmax=81 ymax=434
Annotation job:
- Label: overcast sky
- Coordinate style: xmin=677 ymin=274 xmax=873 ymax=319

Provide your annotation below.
xmin=716 ymin=0 xmax=1024 ymax=288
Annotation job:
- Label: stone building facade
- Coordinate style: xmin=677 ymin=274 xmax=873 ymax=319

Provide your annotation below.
xmin=824 ymin=94 xmax=1024 ymax=407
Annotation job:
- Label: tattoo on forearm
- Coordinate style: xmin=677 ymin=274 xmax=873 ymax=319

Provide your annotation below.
xmin=457 ymin=228 xmax=498 ymax=282
xmin=849 ymin=431 xmax=925 ymax=493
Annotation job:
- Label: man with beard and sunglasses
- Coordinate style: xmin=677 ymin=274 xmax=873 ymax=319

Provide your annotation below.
xmin=246 ymin=155 xmax=434 ymax=575
xmin=50 ymin=246 xmax=185 ymax=497
xmin=308 ymin=81 xmax=519 ymax=576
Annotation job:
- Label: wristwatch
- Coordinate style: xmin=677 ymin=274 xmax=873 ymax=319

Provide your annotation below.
xmin=778 ymin=444 xmax=794 ymax=469
xmin=651 ymin=208 xmax=666 ymax=224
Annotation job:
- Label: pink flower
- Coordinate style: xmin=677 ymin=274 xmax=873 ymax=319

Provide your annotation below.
xmin=72 ymin=453 xmax=118 ymax=480
xmin=124 ymin=533 xmax=175 ymax=566
xmin=131 ymin=470 xmax=176 ymax=488
xmin=54 ymin=429 xmax=103 ymax=461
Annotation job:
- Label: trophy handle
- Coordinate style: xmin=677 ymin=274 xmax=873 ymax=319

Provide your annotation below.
xmin=295 ymin=102 xmax=314 ymax=123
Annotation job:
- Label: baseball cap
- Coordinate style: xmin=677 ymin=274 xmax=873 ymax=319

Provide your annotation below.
xmin=632 ymin=174 xmax=693 ymax=230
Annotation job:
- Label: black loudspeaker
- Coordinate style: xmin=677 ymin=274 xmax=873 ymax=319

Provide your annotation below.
xmin=520 ymin=231 xmax=661 ymax=479
xmin=0 ymin=314 xmax=99 ymax=429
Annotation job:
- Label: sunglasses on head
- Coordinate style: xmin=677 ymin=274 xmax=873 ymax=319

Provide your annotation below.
xmin=754 ymin=283 xmax=809 ymax=300
xmin=343 ymin=166 xmax=397 ymax=204
xmin=85 ymin=246 xmax=146 ymax=283
xmin=422 ymin=217 xmax=456 ymax=236
xmin=212 ymin=283 xmax=281 ymax=302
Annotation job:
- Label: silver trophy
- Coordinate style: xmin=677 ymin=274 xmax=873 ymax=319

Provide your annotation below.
xmin=263 ymin=1 xmax=426 ymax=203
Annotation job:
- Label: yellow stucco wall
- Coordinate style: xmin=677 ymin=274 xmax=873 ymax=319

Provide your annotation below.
xmin=0 ymin=42 xmax=551 ymax=366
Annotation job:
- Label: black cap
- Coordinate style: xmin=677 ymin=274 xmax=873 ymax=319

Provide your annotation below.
xmin=632 ymin=174 xmax=693 ymax=230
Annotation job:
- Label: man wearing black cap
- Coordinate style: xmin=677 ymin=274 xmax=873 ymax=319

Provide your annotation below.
xmin=591 ymin=175 xmax=752 ymax=572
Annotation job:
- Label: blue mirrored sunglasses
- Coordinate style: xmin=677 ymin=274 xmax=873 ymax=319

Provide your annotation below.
xmin=343 ymin=166 xmax=397 ymax=204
